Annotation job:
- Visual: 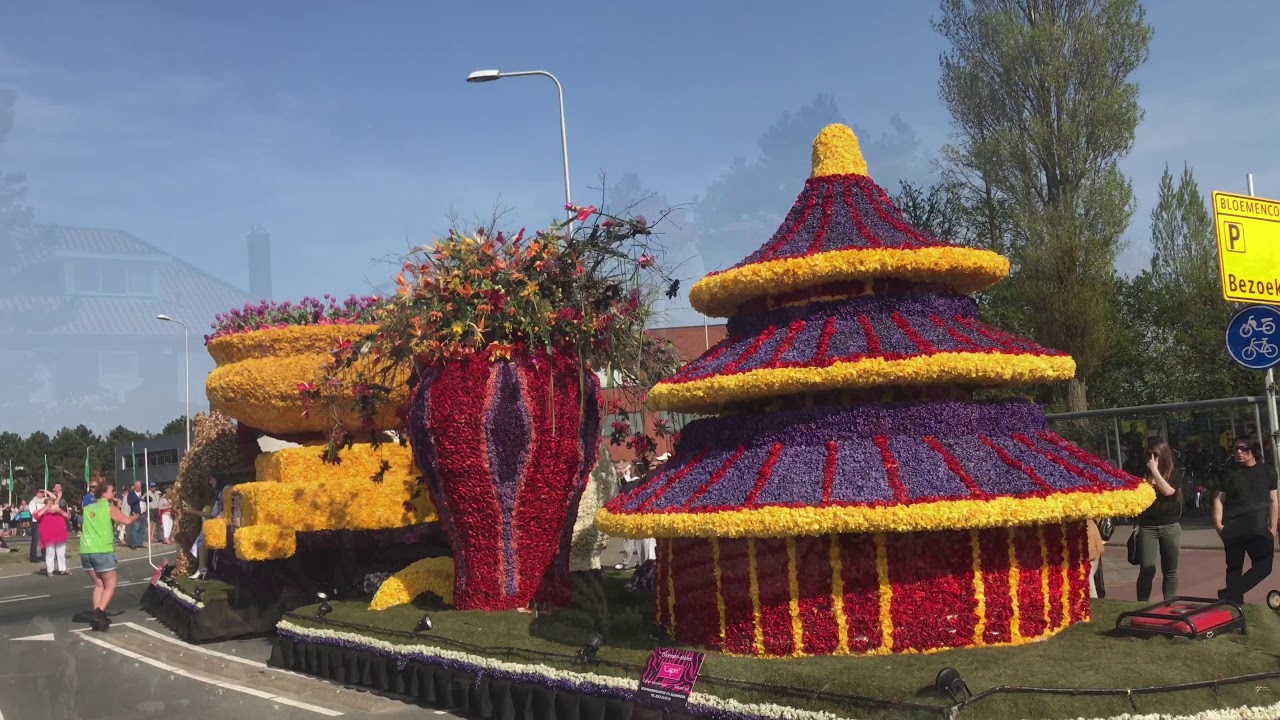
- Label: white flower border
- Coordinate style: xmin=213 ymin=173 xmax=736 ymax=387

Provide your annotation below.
xmin=277 ymin=621 xmax=1280 ymax=720
xmin=149 ymin=577 xmax=206 ymax=609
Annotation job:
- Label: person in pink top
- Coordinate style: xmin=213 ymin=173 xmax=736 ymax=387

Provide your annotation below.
xmin=35 ymin=494 xmax=71 ymax=576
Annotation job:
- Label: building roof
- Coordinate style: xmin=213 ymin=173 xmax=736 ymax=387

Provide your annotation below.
xmin=648 ymin=323 xmax=728 ymax=363
xmin=47 ymin=226 xmax=166 ymax=257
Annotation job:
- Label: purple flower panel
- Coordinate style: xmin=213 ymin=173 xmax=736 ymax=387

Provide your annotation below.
xmin=762 ymin=184 xmax=832 ymax=260
xmin=734 ymin=188 xmax=813 ymax=268
xmin=942 ymin=437 xmax=1042 ymax=496
xmin=734 ymin=324 xmax=800 ymax=372
xmin=987 ymin=436 xmax=1089 ymax=491
xmin=846 ymin=179 xmax=919 ymax=249
xmin=820 ymin=180 xmax=861 ymax=253
xmin=619 ymin=463 xmax=682 ymax=512
xmin=754 ymin=443 xmax=826 ymax=506
xmin=830 ymin=439 xmax=896 ymax=503
xmin=867 ymin=312 xmax=916 ymax=355
xmin=822 ymin=315 xmax=870 ymax=360
xmin=909 ymin=313 xmax=961 ymax=352
xmin=779 ymin=319 xmax=825 ymax=365
xmin=686 ymin=443 xmax=778 ymax=510
xmin=485 ymin=362 xmax=530 ymax=595
xmin=677 ymin=338 xmax=748 ymax=380
xmin=1026 ymin=434 xmax=1128 ymax=488
xmin=648 ymin=447 xmax=744 ymax=510
xmin=890 ymin=437 xmax=972 ymax=500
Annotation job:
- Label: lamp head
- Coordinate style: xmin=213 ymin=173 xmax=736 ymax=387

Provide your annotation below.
xmin=413 ymin=614 xmax=433 ymax=633
xmin=466 ymin=69 xmax=502 ymax=83
xmin=935 ymin=667 xmax=971 ymax=704
xmin=156 ymin=314 xmax=172 ymax=321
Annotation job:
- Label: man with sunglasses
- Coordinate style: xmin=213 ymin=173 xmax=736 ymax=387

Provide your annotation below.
xmin=1212 ymin=437 xmax=1279 ymax=604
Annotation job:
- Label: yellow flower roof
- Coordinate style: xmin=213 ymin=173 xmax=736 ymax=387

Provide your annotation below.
xmin=689 ymin=125 xmax=1009 ymax=318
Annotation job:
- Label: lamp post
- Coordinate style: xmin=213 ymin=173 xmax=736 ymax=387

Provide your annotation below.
xmin=156 ymin=315 xmax=190 ymax=451
xmin=466 ymin=69 xmax=573 ymax=214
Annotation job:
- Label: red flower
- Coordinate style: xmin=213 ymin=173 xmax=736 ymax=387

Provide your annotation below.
xmin=575 ymin=204 xmax=597 ymax=223
xmin=638 ymin=254 xmax=656 ymax=269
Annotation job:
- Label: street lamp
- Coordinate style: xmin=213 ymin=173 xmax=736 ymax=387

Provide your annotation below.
xmin=466 ymin=68 xmax=573 ymax=213
xmin=156 ymin=315 xmax=190 ymax=451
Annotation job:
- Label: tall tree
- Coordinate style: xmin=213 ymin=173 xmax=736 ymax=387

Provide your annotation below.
xmin=936 ymin=0 xmax=1152 ymax=411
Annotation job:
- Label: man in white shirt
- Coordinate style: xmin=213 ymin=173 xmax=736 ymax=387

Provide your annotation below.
xmin=27 ymin=490 xmax=46 ymax=563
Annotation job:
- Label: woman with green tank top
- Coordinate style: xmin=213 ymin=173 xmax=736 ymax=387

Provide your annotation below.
xmin=78 ymin=484 xmax=139 ymax=629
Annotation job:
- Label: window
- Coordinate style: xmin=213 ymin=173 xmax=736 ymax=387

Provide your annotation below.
xmin=123 ymin=449 xmax=180 ymax=469
xmin=68 ymin=261 xmax=156 ymax=297
xmin=99 ymin=351 xmax=140 ymax=382
xmin=128 ymin=267 xmax=154 ymax=295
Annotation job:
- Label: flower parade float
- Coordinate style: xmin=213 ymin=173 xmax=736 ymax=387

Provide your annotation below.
xmin=596 ymin=124 xmax=1156 ymax=658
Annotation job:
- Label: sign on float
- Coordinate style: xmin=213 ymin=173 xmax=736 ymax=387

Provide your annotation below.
xmin=1213 ymin=190 xmax=1280 ymax=305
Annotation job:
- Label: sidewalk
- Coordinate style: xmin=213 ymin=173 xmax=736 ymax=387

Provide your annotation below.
xmin=1103 ymin=517 xmax=1278 ymax=551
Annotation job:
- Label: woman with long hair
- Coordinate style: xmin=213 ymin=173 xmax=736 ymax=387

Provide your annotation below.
xmin=1136 ymin=438 xmax=1181 ymax=600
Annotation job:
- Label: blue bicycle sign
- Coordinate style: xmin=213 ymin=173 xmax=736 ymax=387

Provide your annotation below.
xmin=1226 ymin=305 xmax=1280 ymax=370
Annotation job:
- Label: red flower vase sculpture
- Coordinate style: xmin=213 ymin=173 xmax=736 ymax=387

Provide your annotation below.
xmin=407 ymin=349 xmax=601 ymax=611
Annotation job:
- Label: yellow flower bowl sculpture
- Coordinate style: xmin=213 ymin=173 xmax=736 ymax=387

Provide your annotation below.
xmin=369 ymin=557 xmax=455 ymax=611
xmin=206 ymin=325 xmax=409 ymax=435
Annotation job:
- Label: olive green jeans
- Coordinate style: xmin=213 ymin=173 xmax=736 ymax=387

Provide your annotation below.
xmin=1136 ymin=523 xmax=1181 ymax=601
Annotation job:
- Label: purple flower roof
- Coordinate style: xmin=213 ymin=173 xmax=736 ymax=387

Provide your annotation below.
xmin=601 ymin=399 xmax=1153 ymax=537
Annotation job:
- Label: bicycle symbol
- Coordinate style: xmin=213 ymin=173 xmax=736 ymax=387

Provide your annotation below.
xmin=1241 ymin=338 xmax=1280 ymax=362
xmin=1239 ymin=315 xmax=1277 ymax=338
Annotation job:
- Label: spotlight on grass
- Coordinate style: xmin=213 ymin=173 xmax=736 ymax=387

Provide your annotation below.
xmin=413 ymin=614 xmax=433 ymax=633
xmin=935 ymin=667 xmax=971 ymax=704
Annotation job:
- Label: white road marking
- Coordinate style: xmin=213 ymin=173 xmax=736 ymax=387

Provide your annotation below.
xmin=82 ymin=579 xmax=149 ymax=589
xmin=117 ymin=621 xmax=268 ymax=669
xmin=0 ymin=594 xmax=49 ymax=604
xmin=12 ymin=633 xmax=55 ymax=641
xmin=77 ymin=633 xmax=343 ymax=716
xmin=0 ymin=594 xmax=30 ymax=601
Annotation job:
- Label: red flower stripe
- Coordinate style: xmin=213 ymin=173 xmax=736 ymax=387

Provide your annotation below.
xmin=851 ymin=175 xmax=924 ymax=249
xmin=873 ymin=436 xmax=909 ymax=502
xmin=806 ymin=182 xmax=836 ymax=255
xmin=718 ymin=539 xmax=756 ymax=654
xmin=637 ymin=449 xmax=709 ymax=512
xmin=1014 ymin=526 xmax=1047 ymax=639
xmin=766 ymin=319 xmax=806 ymax=367
xmin=795 ymin=535 xmax=839 ymax=655
xmin=721 ymin=326 xmax=779 ymax=375
xmin=980 ymin=434 xmax=1055 ymax=492
xmin=673 ymin=341 xmax=734 ymax=382
xmin=757 ymin=179 xmax=821 ymax=262
xmin=978 ymin=527 xmax=1013 ymax=645
xmin=1043 ymin=523 xmax=1065 ymax=628
xmin=755 ymin=537 xmax=796 ymax=656
xmin=821 ymin=440 xmax=838 ymax=504
xmin=1012 ymin=433 xmax=1111 ymax=489
xmin=1066 ymin=521 xmax=1091 ymax=623
xmin=857 ymin=315 xmax=882 ymax=355
xmin=924 ymin=436 xmax=986 ymax=497
xmin=886 ymin=530 xmax=978 ymax=652
xmin=681 ymin=446 xmax=748 ymax=510
xmin=839 ymin=533 xmax=883 ymax=653
xmin=671 ymin=539 xmax=720 ymax=648
xmin=840 ymin=178 xmax=885 ymax=249
xmin=1038 ymin=431 xmax=1138 ymax=482
xmin=929 ymin=314 xmax=982 ymax=350
xmin=813 ymin=316 xmax=838 ymax=362
xmin=744 ymin=443 xmax=785 ymax=506
xmin=951 ymin=315 xmax=1025 ymax=352
xmin=891 ymin=311 xmax=935 ymax=353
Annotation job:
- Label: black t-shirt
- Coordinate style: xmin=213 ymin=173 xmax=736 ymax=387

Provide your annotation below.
xmin=1221 ymin=462 xmax=1274 ymax=536
xmin=1138 ymin=469 xmax=1182 ymax=526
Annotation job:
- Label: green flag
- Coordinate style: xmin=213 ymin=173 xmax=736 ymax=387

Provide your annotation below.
xmin=43 ymin=455 xmax=48 ymax=492
xmin=131 ymin=441 xmax=137 ymax=486
xmin=84 ymin=447 xmax=91 ymax=487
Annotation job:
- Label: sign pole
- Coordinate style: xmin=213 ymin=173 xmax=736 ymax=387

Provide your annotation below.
xmin=1248 ymin=173 xmax=1280 ymax=485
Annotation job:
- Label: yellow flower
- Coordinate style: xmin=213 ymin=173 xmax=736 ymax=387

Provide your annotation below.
xmin=233 ymin=524 xmax=296 ymax=561
xmin=595 ymin=484 xmax=1155 ymax=539
xmin=688 ymin=247 xmax=1010 ymax=318
xmin=204 ymin=518 xmax=229 ymax=550
xmin=369 ymin=557 xmax=455 ymax=610
xmin=648 ymin=352 xmax=1076 ymax=414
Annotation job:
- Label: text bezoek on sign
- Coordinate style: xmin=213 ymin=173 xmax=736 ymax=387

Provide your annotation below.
xmin=1225 ymin=274 xmax=1280 ymax=299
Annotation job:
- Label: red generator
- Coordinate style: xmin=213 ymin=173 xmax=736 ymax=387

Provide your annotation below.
xmin=1115 ymin=597 xmax=1246 ymax=640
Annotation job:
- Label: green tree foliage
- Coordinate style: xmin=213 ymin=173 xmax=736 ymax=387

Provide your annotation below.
xmin=161 ymin=416 xmax=188 ymax=437
xmin=936 ymin=0 xmax=1152 ymax=411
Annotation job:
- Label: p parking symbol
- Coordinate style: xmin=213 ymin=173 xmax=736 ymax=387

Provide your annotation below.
xmin=1226 ymin=222 xmax=1246 ymax=253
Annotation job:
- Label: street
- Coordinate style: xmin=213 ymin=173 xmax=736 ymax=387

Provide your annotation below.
xmin=0 ymin=541 xmax=460 ymax=720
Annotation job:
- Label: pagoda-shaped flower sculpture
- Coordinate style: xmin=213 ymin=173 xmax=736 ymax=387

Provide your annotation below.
xmin=597 ymin=124 xmax=1154 ymax=657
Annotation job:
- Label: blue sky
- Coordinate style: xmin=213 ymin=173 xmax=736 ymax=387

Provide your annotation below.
xmin=3 ymin=0 xmax=1280 ymax=319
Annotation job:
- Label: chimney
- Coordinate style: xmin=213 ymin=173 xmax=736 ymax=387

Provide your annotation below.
xmin=247 ymin=225 xmax=272 ymax=300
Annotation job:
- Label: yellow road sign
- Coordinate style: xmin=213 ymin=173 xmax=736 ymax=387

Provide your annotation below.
xmin=1213 ymin=191 xmax=1280 ymax=305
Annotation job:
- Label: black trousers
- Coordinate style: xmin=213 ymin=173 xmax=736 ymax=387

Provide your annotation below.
xmin=28 ymin=522 xmax=39 ymax=561
xmin=1222 ymin=533 xmax=1274 ymax=603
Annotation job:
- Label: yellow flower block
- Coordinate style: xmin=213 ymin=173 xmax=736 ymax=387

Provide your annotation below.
xmin=204 ymin=518 xmax=229 ymax=550
xmin=810 ymin=124 xmax=869 ymax=178
xmin=369 ymin=557 xmax=455 ymax=611
xmin=234 ymin=524 xmax=297 ymax=561
xmin=232 ymin=468 xmax=436 ymax=535
xmin=206 ymin=325 xmax=409 ymax=435
xmin=256 ymin=442 xmax=416 ymax=485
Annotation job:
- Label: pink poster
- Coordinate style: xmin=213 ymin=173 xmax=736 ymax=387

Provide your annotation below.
xmin=635 ymin=647 xmax=706 ymax=709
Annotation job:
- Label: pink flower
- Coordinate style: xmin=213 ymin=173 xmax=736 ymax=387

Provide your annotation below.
xmin=638 ymin=254 xmax=656 ymax=269
xmin=575 ymin=204 xmax=597 ymax=223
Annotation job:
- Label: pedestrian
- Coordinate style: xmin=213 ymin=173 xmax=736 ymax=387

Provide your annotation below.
xmin=147 ymin=483 xmax=161 ymax=542
xmin=27 ymin=489 xmax=46 ymax=563
xmin=78 ymin=483 xmax=140 ymax=629
xmin=124 ymin=481 xmax=146 ymax=549
xmin=1136 ymin=439 xmax=1181 ymax=601
xmin=1214 ymin=436 xmax=1279 ymax=604
xmin=1087 ymin=518 xmax=1104 ymax=598
xmin=35 ymin=494 xmax=70 ymax=576
xmin=158 ymin=489 xmax=174 ymax=544
xmin=182 ymin=476 xmax=223 ymax=580
xmin=1 ymin=503 xmax=10 ymax=537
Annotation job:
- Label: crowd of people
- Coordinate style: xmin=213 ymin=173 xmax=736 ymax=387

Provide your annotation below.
xmin=1085 ymin=433 xmax=1279 ymax=606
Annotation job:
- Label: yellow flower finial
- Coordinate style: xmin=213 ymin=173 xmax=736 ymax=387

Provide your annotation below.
xmin=811 ymin=124 xmax=868 ymax=178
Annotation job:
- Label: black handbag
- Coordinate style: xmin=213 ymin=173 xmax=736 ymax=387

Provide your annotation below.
xmin=1126 ymin=528 xmax=1140 ymax=565
xmin=1098 ymin=517 xmax=1115 ymax=541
